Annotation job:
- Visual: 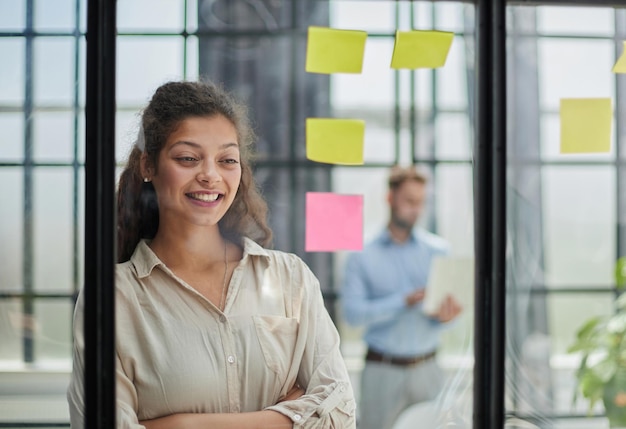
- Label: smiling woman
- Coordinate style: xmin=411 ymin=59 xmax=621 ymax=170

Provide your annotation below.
xmin=66 ymin=80 xmax=356 ymax=429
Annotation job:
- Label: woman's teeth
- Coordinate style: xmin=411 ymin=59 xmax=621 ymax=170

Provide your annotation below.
xmin=188 ymin=193 xmax=219 ymax=202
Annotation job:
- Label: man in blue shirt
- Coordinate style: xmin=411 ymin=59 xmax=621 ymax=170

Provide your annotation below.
xmin=341 ymin=165 xmax=462 ymax=429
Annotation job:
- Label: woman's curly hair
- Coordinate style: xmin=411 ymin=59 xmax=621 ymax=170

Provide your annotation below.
xmin=116 ymin=79 xmax=273 ymax=262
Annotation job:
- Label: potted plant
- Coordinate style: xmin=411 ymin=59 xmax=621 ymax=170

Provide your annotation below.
xmin=568 ymin=292 xmax=626 ymax=428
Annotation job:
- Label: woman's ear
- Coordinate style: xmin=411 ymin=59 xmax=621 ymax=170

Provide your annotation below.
xmin=139 ymin=151 xmax=153 ymax=180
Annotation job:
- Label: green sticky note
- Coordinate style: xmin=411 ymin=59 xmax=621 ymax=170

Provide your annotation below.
xmin=560 ymin=98 xmax=612 ymax=154
xmin=390 ymin=30 xmax=454 ymax=69
xmin=306 ymin=118 xmax=365 ymax=165
xmin=305 ymin=26 xmax=367 ymax=74
xmin=612 ymin=41 xmax=626 ymax=73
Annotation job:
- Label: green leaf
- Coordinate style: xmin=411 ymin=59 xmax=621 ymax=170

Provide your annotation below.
xmin=580 ymin=370 xmax=605 ymax=411
xmin=607 ymin=313 xmax=626 ymax=334
xmin=568 ymin=318 xmax=605 ymax=353
xmin=615 ymin=257 xmax=626 ymax=289
xmin=591 ymin=358 xmax=618 ymax=383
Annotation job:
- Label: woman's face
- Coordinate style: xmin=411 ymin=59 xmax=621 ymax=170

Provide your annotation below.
xmin=147 ymin=115 xmax=241 ymax=232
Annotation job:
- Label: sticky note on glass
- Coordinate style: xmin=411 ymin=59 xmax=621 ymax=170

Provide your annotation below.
xmin=390 ymin=30 xmax=454 ymax=69
xmin=306 ymin=118 xmax=365 ymax=165
xmin=612 ymin=41 xmax=626 ymax=73
xmin=305 ymin=192 xmax=363 ymax=252
xmin=305 ymin=26 xmax=367 ymax=74
xmin=560 ymin=98 xmax=612 ymax=154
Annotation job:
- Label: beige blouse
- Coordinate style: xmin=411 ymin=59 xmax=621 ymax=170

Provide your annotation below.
xmin=67 ymin=238 xmax=356 ymax=428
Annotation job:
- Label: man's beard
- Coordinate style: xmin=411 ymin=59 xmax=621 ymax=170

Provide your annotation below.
xmin=390 ymin=214 xmax=415 ymax=231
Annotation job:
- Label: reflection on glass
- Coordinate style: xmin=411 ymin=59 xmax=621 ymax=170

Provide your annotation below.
xmin=507 ymin=5 xmax=623 ymax=428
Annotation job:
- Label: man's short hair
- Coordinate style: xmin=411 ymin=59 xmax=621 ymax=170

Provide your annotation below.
xmin=388 ymin=165 xmax=428 ymax=191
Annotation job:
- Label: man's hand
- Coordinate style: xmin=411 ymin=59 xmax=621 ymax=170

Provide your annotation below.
xmin=405 ymin=289 xmax=425 ymax=307
xmin=435 ymin=294 xmax=462 ymax=322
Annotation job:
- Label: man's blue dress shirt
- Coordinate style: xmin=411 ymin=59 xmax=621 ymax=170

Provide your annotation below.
xmin=341 ymin=228 xmax=449 ymax=357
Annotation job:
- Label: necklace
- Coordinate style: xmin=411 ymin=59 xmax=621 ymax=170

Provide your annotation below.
xmin=219 ymin=241 xmax=228 ymax=311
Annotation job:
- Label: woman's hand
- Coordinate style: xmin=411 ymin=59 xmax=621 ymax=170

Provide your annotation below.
xmin=277 ymin=384 xmax=305 ymax=403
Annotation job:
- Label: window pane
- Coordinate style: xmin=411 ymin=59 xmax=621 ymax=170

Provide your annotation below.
xmin=414 ymin=69 xmax=433 ymax=111
xmin=0 ymin=168 xmax=23 ymax=293
xmin=77 ymin=37 xmax=87 ymax=108
xmin=332 ymin=167 xmax=389 ymax=241
xmin=33 ymin=300 xmax=72 ymax=362
xmin=33 ymin=168 xmax=74 ymax=292
xmin=434 ymin=164 xmax=474 ymax=258
xmin=34 ymin=0 xmax=76 ymax=32
xmin=34 ymin=37 xmax=76 ymax=106
xmin=537 ymin=6 xmax=614 ymax=36
xmin=538 ymin=38 xmax=613 ymax=112
xmin=0 ymin=299 xmax=24 ymax=362
xmin=33 ymin=111 xmax=74 ymax=162
xmin=186 ymin=0 xmax=199 ymax=33
xmin=198 ymin=0 xmax=294 ymax=31
xmin=436 ymin=35 xmax=470 ymax=110
xmin=0 ymin=113 xmax=24 ymax=161
xmin=331 ymin=38 xmax=395 ymax=110
xmin=118 ymin=0 xmax=185 ymax=32
xmin=435 ymin=2 xmax=467 ymax=33
xmin=117 ymin=110 xmax=142 ymax=163
xmin=330 ymin=0 xmax=395 ymax=32
xmin=363 ymin=126 xmax=396 ymax=164
xmin=433 ymin=113 xmax=472 ymax=160
xmin=0 ymin=38 xmax=25 ymax=104
xmin=185 ymin=35 xmax=199 ymax=80
xmin=0 ymin=0 xmax=25 ymax=31
xmin=543 ymin=166 xmax=615 ymax=288
xmin=116 ymin=36 xmax=185 ymax=105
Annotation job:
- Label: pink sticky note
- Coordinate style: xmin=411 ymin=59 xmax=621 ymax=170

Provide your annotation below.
xmin=305 ymin=192 xmax=363 ymax=252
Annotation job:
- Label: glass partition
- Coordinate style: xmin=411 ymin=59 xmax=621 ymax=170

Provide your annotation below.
xmin=2 ymin=0 xmax=625 ymax=428
xmin=506 ymin=5 xmax=625 ymax=429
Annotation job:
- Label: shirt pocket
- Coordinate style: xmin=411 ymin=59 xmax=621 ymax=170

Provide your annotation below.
xmin=252 ymin=315 xmax=299 ymax=377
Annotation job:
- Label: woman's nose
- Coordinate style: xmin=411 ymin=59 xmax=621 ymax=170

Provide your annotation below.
xmin=196 ymin=161 xmax=221 ymax=184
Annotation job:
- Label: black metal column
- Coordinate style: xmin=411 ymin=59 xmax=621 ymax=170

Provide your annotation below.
xmin=473 ymin=0 xmax=506 ymax=428
xmin=84 ymin=0 xmax=117 ymax=427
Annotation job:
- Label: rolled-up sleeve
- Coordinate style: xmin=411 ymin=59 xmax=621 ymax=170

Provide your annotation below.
xmin=265 ymin=258 xmax=357 ymax=429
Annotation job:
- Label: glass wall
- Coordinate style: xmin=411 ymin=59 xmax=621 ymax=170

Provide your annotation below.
xmin=1 ymin=0 xmax=625 ymax=428
xmin=506 ymin=5 xmax=625 ymax=429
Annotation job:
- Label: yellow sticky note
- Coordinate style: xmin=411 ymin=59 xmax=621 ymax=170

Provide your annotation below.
xmin=612 ymin=41 xmax=626 ymax=73
xmin=560 ymin=98 xmax=612 ymax=154
xmin=305 ymin=26 xmax=367 ymax=74
xmin=306 ymin=118 xmax=365 ymax=165
xmin=390 ymin=30 xmax=454 ymax=69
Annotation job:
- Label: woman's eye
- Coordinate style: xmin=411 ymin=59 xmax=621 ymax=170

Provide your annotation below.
xmin=176 ymin=156 xmax=198 ymax=163
xmin=222 ymin=158 xmax=240 ymax=164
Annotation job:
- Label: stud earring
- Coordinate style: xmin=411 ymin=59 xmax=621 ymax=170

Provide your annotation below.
xmin=143 ymin=177 xmax=150 ymax=183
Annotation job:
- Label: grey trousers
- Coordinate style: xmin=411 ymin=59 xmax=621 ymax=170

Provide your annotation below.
xmin=358 ymin=358 xmax=444 ymax=429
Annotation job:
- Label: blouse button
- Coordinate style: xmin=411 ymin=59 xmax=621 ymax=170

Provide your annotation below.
xmin=293 ymin=414 xmax=302 ymax=421
xmin=227 ymin=355 xmax=236 ymax=364
xmin=219 ymin=314 xmax=226 ymax=323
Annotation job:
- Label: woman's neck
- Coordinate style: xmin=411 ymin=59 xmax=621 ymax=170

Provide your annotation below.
xmin=149 ymin=224 xmax=226 ymax=270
